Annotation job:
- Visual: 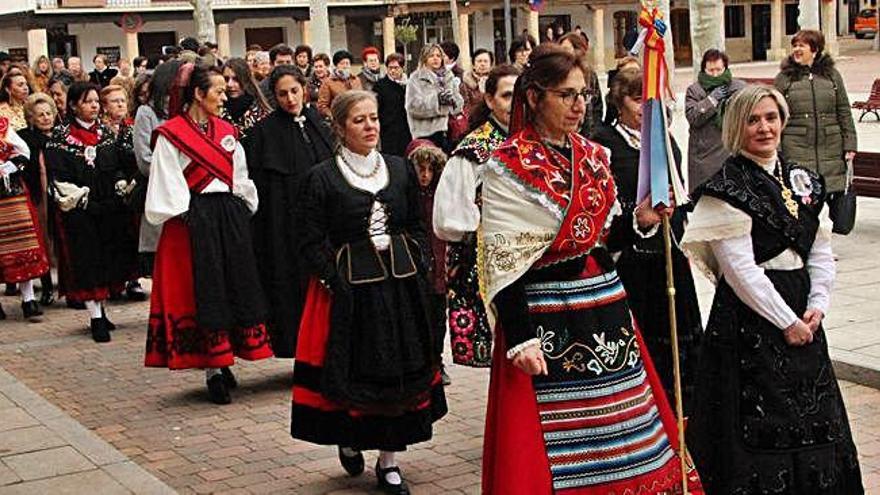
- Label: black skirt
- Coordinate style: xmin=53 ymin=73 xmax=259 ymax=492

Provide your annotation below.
xmin=687 ymin=268 xmax=863 ymax=494
xmin=187 ymin=193 xmax=267 ymax=330
xmin=615 ymin=245 xmax=702 ymax=414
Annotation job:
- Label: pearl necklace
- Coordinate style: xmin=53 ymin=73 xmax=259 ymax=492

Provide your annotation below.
xmin=340 ymin=151 xmax=381 ymax=179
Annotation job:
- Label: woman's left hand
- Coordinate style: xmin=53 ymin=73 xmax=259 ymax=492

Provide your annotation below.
xmin=803 ymin=308 xmax=825 ymax=333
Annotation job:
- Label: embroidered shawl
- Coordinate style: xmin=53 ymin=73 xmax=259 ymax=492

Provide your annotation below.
xmin=480 ymin=126 xmax=619 ymax=311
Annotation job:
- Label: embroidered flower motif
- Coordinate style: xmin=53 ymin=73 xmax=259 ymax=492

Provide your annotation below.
xmin=562 ymin=352 xmax=586 ymax=373
xmin=572 ymin=216 xmax=592 ymax=240
xmin=450 ymin=308 xmax=474 ymax=334
xmin=537 ymin=326 xmax=556 ymax=354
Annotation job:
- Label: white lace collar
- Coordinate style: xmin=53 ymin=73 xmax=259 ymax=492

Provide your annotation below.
xmin=340 ymin=146 xmax=380 ymax=171
xmin=614 ymin=122 xmax=641 ymax=150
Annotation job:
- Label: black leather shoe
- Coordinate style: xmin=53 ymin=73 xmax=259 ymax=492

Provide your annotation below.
xmin=4 ymin=283 xmax=18 ymax=296
xmin=125 ymin=282 xmax=147 ymax=301
xmin=0 ymin=303 xmax=7 ymax=320
xmin=375 ymin=461 xmax=409 ymax=494
xmin=90 ymin=317 xmax=111 ymax=343
xmin=21 ymin=301 xmax=42 ymax=322
xmin=207 ymin=374 xmax=231 ymax=405
xmin=101 ymin=308 xmax=116 ymax=331
xmin=220 ymin=367 xmax=237 ymax=389
xmin=338 ymin=447 xmax=364 ymax=476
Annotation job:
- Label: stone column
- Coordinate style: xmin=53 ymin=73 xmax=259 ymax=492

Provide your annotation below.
xmin=528 ymin=9 xmax=539 ymax=42
xmin=458 ymin=13 xmax=472 ymax=71
xmin=821 ymin=0 xmax=839 ymax=56
xmin=688 ymin=0 xmax=724 ymax=76
xmin=382 ymin=16 xmax=395 ymax=58
xmin=216 ymin=23 xmax=231 ymax=58
xmin=591 ymin=7 xmax=606 ymax=74
xmin=798 ymin=0 xmax=820 ymax=29
xmin=301 ymin=20 xmax=311 ymax=47
xmin=124 ymin=31 xmax=139 ymax=61
xmin=26 ymin=29 xmax=48 ymax=65
xmin=768 ymin=0 xmax=788 ymax=61
xmin=308 ymin=0 xmax=333 ymax=56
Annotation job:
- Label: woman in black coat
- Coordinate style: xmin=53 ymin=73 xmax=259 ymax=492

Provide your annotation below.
xmin=374 ymin=53 xmax=412 ymax=157
xmin=246 ymin=65 xmax=334 ymax=358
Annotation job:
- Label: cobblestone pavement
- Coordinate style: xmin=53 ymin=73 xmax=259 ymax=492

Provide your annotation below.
xmin=4 ymin=38 xmax=880 ymax=495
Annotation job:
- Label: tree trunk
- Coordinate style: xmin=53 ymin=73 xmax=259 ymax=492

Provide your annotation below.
xmin=798 ymin=0 xmax=820 ymax=30
xmin=689 ymin=0 xmax=725 ymax=78
xmin=189 ymin=0 xmax=217 ymax=44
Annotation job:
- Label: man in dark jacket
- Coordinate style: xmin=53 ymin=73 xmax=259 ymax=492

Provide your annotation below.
xmin=374 ymin=53 xmax=412 ymax=157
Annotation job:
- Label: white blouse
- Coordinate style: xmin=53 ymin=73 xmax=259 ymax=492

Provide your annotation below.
xmin=433 ymin=154 xmax=483 ymax=242
xmin=682 ymin=153 xmax=835 ymax=330
xmin=335 ymin=147 xmax=390 ymax=250
xmin=145 ymin=134 xmax=258 ymax=226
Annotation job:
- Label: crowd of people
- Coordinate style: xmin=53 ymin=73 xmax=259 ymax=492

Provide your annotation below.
xmin=0 ymin=23 xmax=865 ymax=493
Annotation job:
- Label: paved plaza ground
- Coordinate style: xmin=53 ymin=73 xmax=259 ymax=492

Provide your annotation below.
xmin=4 ymin=38 xmax=880 ymax=494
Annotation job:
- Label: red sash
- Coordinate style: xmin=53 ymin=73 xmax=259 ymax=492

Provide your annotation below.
xmin=152 ymin=115 xmax=237 ymax=192
xmin=493 ymin=126 xmax=617 ymax=267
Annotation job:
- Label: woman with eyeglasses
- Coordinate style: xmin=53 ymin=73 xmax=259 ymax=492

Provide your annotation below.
xmin=591 ymin=67 xmax=703 ymax=414
xmin=479 ymin=45 xmax=696 ymax=494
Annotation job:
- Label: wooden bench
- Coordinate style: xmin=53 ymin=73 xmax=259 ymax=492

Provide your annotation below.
xmin=852 ymin=78 xmax=880 ymax=122
xmin=854 ymin=151 xmax=880 ymax=198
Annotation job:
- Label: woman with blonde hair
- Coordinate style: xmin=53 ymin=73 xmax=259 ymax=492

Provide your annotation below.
xmin=405 ymin=43 xmax=464 ymax=153
xmin=291 ymin=90 xmax=446 ymax=494
xmin=31 ymin=56 xmax=53 ymax=93
xmin=683 ymin=85 xmax=862 ymax=493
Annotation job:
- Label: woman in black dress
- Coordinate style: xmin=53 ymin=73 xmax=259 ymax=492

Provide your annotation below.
xmin=246 ymin=65 xmax=334 ymax=358
xmin=44 ymin=82 xmax=129 ymax=342
xmin=291 ymin=90 xmax=446 ymax=495
xmin=591 ymin=67 xmax=702 ymax=413
xmin=683 ymin=85 xmax=862 ymax=493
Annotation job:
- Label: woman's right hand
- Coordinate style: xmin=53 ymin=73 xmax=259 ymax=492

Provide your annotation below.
xmin=783 ymin=320 xmax=814 ymax=346
xmin=512 ymin=346 xmax=548 ymax=376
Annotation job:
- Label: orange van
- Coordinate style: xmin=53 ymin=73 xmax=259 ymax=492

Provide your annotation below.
xmin=855 ymin=8 xmax=877 ymax=39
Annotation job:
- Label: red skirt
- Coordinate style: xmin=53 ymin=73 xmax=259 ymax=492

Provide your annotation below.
xmin=481 ymin=258 xmax=703 ymax=495
xmin=291 ymin=278 xmax=447 ymax=451
xmin=0 ymin=191 xmax=49 ymax=283
xmin=144 ymin=218 xmax=273 ymax=370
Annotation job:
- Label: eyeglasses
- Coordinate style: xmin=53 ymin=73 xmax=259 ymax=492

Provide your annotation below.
xmin=539 ymin=86 xmax=591 ymax=106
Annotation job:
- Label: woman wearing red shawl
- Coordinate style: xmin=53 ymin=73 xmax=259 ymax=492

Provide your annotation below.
xmin=0 ymin=117 xmax=50 ymax=321
xmin=144 ymin=63 xmax=272 ymax=405
xmin=479 ymin=45 xmax=700 ymax=494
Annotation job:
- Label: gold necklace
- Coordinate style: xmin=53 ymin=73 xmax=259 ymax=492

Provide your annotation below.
xmin=774 ymin=163 xmax=799 ymax=219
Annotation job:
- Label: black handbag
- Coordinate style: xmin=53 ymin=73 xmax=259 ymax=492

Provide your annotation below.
xmin=829 ymin=158 xmax=856 ymax=235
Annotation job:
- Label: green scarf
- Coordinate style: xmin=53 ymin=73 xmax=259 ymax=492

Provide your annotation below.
xmin=698 ymin=68 xmax=733 ymax=128
xmin=698 ymin=68 xmax=732 ymax=91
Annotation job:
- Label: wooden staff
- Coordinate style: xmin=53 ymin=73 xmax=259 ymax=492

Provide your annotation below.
xmin=662 ymin=213 xmax=688 ymax=495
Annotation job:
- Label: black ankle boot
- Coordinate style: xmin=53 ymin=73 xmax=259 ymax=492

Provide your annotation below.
xmin=21 ymin=301 xmax=42 ymax=321
xmin=206 ymin=374 xmax=231 ymax=404
xmin=90 ymin=317 xmax=110 ymax=343
xmin=125 ymin=281 xmax=147 ymax=301
xmin=375 ymin=461 xmax=409 ymax=494
xmin=5 ymin=283 xmax=18 ymax=296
